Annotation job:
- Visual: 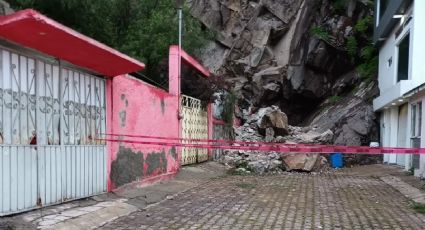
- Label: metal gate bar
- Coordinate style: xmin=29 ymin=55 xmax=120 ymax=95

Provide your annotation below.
xmin=181 ymin=95 xmax=208 ymax=165
xmin=0 ymin=47 xmax=107 ymax=216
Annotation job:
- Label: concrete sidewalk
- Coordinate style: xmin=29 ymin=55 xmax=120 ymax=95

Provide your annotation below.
xmin=0 ymin=162 xmax=227 ymax=230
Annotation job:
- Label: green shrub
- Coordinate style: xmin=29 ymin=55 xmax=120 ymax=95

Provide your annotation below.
xmin=346 ymin=36 xmax=358 ymax=59
xmin=360 ymin=45 xmax=376 ymax=60
xmin=332 ymin=0 xmax=348 ymax=14
xmin=354 ymin=16 xmax=373 ymax=34
xmin=310 ymin=26 xmax=331 ymax=43
xmin=357 ymin=56 xmax=378 ymax=79
xmin=411 ymin=202 xmax=425 ymax=214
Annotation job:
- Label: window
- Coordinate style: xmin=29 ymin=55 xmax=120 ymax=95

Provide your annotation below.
xmin=397 ymin=33 xmax=410 ymax=82
xmin=379 ymin=0 xmax=389 ymax=21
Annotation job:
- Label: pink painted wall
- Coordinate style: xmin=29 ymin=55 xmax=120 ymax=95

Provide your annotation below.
xmin=107 ymin=75 xmax=180 ymax=190
xmin=106 ymin=46 xmax=213 ymax=191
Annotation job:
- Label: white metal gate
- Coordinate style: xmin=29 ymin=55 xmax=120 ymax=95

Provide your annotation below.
xmin=181 ymin=95 xmax=208 ymax=165
xmin=0 ymin=47 xmax=107 ymax=216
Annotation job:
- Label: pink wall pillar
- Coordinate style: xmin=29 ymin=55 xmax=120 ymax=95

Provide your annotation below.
xmin=168 ymin=46 xmax=180 ymax=96
xmin=207 ymin=103 xmax=214 ymax=160
xmin=105 ymin=78 xmax=114 ymax=192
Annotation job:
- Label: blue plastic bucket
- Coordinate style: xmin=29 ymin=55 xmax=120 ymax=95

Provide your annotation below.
xmin=331 ymin=153 xmax=343 ymax=168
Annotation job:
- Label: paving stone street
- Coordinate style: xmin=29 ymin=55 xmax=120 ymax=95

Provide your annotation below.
xmin=101 ymin=169 xmax=425 ymax=229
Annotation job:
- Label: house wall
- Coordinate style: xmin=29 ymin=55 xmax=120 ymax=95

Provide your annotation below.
xmin=107 ymin=75 xmax=180 ymax=191
xmin=411 ymin=0 xmax=425 ymax=87
xmin=375 ymin=11 xmax=413 ymax=110
xmin=389 ymin=107 xmax=398 ymax=164
xmin=374 ymin=1 xmax=425 ymax=110
xmin=376 ymin=1 xmax=425 ymax=173
xmin=405 ymin=100 xmax=413 ymax=171
xmin=106 ymin=46 xmax=213 ymax=191
xmin=420 ymin=98 xmax=425 ymax=177
xmin=396 ymin=104 xmax=408 ymax=166
xmin=409 ymin=90 xmax=425 ymax=176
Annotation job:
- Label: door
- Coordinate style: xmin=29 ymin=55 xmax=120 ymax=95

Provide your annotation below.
xmin=0 ymin=47 xmax=107 ymax=216
xmin=388 ymin=107 xmax=398 ymax=164
xmin=396 ymin=104 xmax=408 ymax=167
xmin=411 ymin=102 xmax=422 ymax=170
xmin=181 ymin=95 xmax=208 ymax=165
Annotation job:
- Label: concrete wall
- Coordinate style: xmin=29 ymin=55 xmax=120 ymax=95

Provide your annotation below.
xmin=411 ymin=0 xmax=425 ymax=87
xmin=107 ymin=75 xmax=180 ymax=190
xmin=374 ymin=10 xmax=413 ymax=110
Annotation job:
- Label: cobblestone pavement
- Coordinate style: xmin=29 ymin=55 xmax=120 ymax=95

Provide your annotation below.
xmin=100 ymin=172 xmax=425 ymax=229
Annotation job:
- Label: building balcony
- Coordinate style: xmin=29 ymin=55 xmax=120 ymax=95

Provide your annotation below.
xmin=373 ymin=79 xmax=420 ymax=111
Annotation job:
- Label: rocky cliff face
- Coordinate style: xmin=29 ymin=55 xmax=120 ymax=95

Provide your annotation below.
xmin=190 ymin=0 xmax=381 ymax=170
xmin=191 ymin=0 xmax=380 ymax=148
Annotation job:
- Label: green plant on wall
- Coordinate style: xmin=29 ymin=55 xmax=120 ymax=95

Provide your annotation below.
xmin=354 ymin=16 xmax=374 ymax=33
xmin=343 ymin=4 xmax=377 ymax=79
xmin=346 ymin=36 xmax=358 ymax=59
xmin=310 ymin=26 xmax=331 ymax=43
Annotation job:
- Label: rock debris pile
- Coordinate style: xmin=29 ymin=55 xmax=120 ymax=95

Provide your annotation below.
xmin=220 ymin=106 xmax=332 ymax=174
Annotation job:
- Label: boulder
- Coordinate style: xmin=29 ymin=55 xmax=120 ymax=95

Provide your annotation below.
xmin=262 ymin=0 xmax=303 ymax=24
xmin=281 ymin=153 xmax=319 ymax=171
xmin=257 ymin=106 xmax=289 ymax=136
xmin=281 ymin=153 xmax=328 ymax=171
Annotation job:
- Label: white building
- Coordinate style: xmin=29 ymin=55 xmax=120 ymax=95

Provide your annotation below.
xmin=373 ymin=0 xmax=425 ymax=176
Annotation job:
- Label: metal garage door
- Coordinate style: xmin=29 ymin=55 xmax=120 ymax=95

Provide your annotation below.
xmin=0 ymin=47 xmax=107 ymax=216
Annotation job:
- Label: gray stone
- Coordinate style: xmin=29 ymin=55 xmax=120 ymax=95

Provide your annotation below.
xmin=247 ymin=161 xmax=266 ymax=174
xmin=256 ymin=106 xmax=289 ymax=136
xmin=265 ymin=127 xmax=275 ymax=142
xmin=262 ymin=0 xmax=302 ymax=24
xmin=281 ymin=153 xmax=320 ymax=171
xmin=263 ymin=82 xmax=280 ymax=92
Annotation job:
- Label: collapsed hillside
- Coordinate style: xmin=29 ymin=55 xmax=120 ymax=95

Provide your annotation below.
xmin=190 ymin=0 xmax=381 ymax=171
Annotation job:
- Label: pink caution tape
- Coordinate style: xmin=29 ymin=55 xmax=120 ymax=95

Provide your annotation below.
xmin=97 ymin=136 xmax=425 ymax=155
